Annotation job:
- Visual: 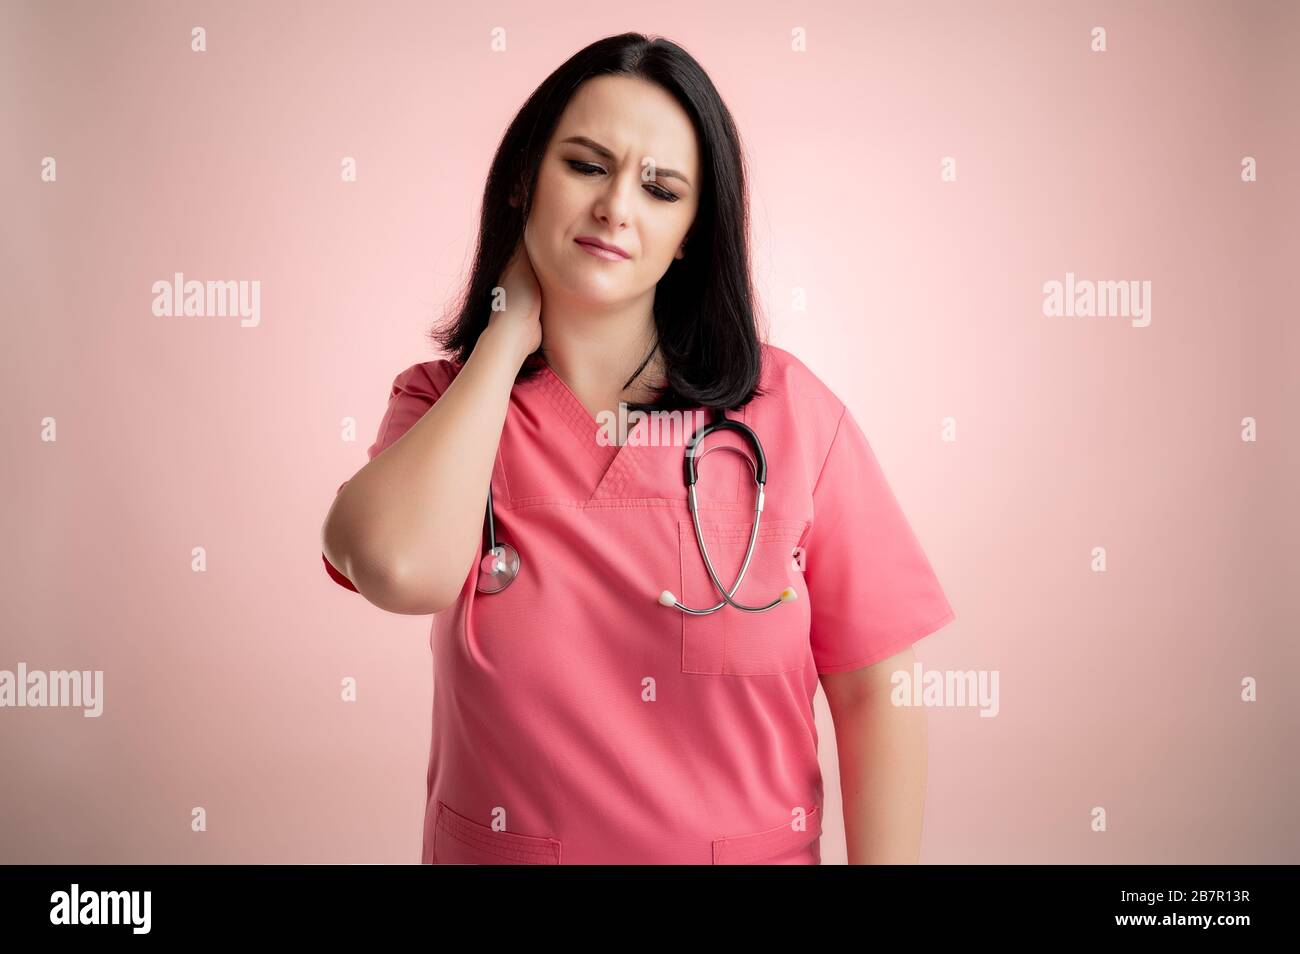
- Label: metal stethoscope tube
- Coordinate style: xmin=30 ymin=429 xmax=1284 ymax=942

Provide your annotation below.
xmin=659 ymin=411 xmax=795 ymax=615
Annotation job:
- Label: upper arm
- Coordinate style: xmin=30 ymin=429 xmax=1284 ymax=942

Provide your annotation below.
xmin=819 ymin=644 xmax=915 ymax=712
xmin=322 ymin=360 xmax=456 ymax=595
xmin=803 ymin=403 xmax=956 ymax=675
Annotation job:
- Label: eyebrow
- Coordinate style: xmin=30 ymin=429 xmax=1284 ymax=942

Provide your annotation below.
xmin=560 ymin=135 xmax=692 ymax=188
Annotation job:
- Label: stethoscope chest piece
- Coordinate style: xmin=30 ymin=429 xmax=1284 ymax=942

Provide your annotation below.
xmin=477 ymin=484 xmax=520 ymax=593
xmin=477 ymin=542 xmax=520 ymax=594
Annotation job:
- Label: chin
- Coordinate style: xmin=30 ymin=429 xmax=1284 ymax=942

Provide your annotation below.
xmin=555 ymin=266 xmax=629 ymax=300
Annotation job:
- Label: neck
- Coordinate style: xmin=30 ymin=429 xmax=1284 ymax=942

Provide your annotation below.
xmin=538 ymin=289 xmax=664 ymax=413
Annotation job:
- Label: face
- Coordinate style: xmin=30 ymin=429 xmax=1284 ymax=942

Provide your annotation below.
xmin=521 ymin=74 xmax=701 ymax=306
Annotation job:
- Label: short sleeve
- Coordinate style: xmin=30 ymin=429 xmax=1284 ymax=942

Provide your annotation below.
xmin=804 ymin=404 xmax=956 ymax=673
xmin=323 ymin=361 xmax=454 ymax=592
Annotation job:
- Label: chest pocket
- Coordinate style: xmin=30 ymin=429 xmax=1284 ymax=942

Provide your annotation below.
xmin=675 ymin=518 xmax=812 ymax=675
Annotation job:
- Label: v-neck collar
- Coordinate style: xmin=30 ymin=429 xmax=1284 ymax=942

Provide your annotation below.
xmin=532 ymin=361 xmax=652 ymax=502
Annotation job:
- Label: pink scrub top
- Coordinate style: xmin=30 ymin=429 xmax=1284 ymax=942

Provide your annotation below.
xmin=324 ymin=343 xmax=955 ymax=864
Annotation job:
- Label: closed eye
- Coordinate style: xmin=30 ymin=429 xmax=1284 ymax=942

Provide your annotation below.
xmin=566 ymin=160 xmax=679 ymax=203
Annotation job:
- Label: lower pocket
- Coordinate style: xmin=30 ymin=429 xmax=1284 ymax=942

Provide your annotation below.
xmin=677 ymin=518 xmax=812 ymax=675
xmin=432 ymin=800 xmax=561 ymax=864
xmin=713 ymin=805 xmax=822 ymax=864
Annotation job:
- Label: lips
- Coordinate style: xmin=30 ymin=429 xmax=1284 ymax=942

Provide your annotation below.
xmin=575 ymin=237 xmax=630 ymax=260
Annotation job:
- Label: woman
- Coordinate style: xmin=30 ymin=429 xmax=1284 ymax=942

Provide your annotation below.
xmin=321 ymin=32 xmax=955 ymax=865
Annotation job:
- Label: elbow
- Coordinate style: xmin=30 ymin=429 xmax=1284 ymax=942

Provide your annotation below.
xmin=335 ymin=550 xmax=460 ymax=616
xmin=377 ymin=559 xmax=462 ymax=615
xmin=322 ymin=517 xmax=462 ymax=616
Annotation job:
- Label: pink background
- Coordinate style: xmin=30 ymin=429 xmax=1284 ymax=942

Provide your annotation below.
xmin=2 ymin=0 xmax=1296 ymax=863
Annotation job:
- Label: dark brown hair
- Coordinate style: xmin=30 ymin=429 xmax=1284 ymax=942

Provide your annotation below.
xmin=428 ymin=32 xmax=768 ymax=413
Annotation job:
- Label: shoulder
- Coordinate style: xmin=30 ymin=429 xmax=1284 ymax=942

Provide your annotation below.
xmin=757 ymin=342 xmax=846 ymax=421
xmin=389 ymin=356 xmax=463 ymax=400
xmin=753 ymin=342 xmax=850 ymax=479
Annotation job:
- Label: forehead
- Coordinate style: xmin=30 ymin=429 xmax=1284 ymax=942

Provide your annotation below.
xmin=551 ymin=75 xmax=699 ymax=180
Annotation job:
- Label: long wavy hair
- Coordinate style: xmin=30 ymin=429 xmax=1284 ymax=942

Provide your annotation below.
xmin=428 ymin=32 xmax=768 ymax=414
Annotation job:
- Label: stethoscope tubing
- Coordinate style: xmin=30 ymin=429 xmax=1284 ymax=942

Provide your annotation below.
xmin=673 ymin=465 xmax=784 ymax=614
xmin=477 ymin=406 xmax=792 ymax=615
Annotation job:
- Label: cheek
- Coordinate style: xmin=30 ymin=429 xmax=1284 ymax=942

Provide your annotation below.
xmin=536 ymin=170 xmax=583 ymax=220
xmin=645 ymin=220 xmax=688 ymax=264
xmin=524 ymin=208 xmax=561 ymax=269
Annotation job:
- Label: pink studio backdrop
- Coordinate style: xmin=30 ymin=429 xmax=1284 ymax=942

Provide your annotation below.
xmin=2 ymin=1 xmax=1296 ymax=864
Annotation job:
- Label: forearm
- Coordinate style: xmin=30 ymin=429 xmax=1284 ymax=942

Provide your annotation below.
xmin=832 ymin=688 xmax=928 ymax=864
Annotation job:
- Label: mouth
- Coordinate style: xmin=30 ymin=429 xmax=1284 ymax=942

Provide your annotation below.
xmin=575 ymin=237 xmax=630 ymax=261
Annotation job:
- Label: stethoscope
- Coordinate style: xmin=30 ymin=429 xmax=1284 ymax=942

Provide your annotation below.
xmin=476 ymin=407 xmax=797 ymax=615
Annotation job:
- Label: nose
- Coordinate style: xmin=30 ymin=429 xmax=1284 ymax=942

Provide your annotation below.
xmin=591 ymin=169 xmax=637 ymax=230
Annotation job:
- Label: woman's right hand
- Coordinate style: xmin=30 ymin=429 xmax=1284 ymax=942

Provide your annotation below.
xmin=486 ymin=234 xmax=543 ymax=363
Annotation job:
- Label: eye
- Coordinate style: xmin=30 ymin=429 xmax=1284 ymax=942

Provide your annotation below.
xmin=566 ymin=160 xmax=679 ymax=203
